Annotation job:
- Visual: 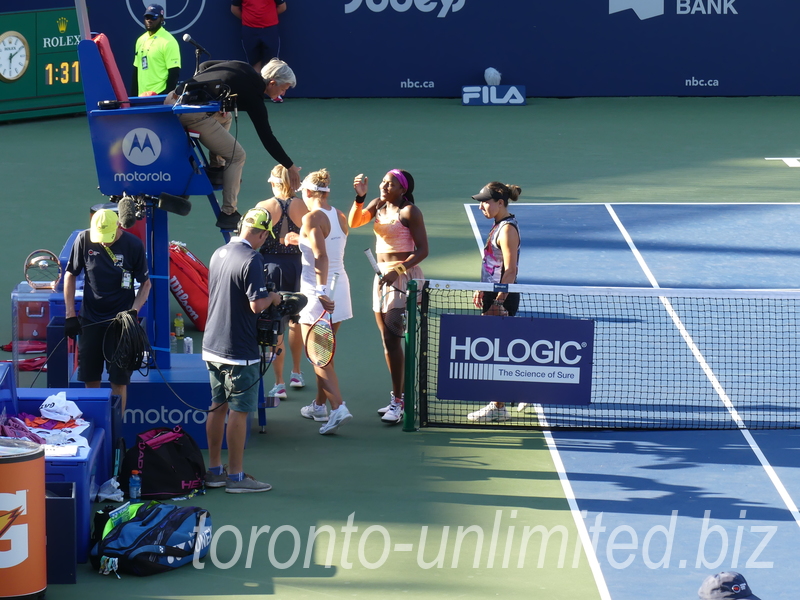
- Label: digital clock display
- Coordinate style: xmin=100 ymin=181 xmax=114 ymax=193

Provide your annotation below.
xmin=37 ymin=49 xmax=81 ymax=95
xmin=43 ymin=57 xmax=79 ymax=85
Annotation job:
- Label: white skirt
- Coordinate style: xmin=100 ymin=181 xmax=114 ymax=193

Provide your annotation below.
xmin=298 ymin=271 xmax=353 ymax=325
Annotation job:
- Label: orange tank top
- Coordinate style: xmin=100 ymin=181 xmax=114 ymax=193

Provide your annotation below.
xmin=374 ymin=208 xmax=414 ymax=253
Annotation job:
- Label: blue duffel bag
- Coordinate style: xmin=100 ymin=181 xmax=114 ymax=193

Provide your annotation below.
xmin=90 ymin=501 xmax=212 ymax=576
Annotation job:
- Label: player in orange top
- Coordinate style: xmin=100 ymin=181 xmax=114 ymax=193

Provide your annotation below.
xmin=349 ymin=169 xmax=428 ymax=425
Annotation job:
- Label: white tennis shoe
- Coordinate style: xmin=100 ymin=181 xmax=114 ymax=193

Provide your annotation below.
xmin=467 ymin=403 xmax=510 ymax=423
xmin=301 ymin=401 xmax=328 ymax=422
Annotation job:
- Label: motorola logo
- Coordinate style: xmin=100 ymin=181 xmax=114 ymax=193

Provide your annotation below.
xmin=122 ymin=128 xmax=162 ymax=166
xmin=126 ymin=0 xmax=206 ymax=34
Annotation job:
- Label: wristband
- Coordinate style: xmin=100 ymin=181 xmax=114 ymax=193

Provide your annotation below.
xmin=315 ymin=285 xmax=328 ymax=297
xmin=393 ymin=263 xmax=407 ymax=275
xmin=355 ymin=194 xmax=366 ymax=204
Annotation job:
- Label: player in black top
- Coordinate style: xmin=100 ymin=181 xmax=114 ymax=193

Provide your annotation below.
xmin=175 ymin=58 xmax=301 ymax=230
xmin=255 ymin=163 xmax=308 ymax=398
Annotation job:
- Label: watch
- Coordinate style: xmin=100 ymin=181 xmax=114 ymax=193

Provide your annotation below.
xmin=0 ymin=31 xmax=31 ymax=83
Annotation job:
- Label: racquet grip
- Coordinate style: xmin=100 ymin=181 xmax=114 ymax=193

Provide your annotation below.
xmin=364 ymin=248 xmax=382 ymax=276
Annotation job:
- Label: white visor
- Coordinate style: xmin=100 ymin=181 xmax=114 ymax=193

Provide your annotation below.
xmin=299 ymin=181 xmax=330 ymax=193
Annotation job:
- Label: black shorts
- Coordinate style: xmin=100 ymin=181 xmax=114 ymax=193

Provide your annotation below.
xmin=77 ymin=319 xmax=132 ymax=386
xmin=482 ymin=291 xmax=520 ymax=317
xmin=263 ymin=253 xmax=301 ymax=293
xmin=241 ymin=25 xmax=280 ymax=66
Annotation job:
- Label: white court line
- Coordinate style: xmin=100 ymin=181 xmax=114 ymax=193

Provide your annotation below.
xmin=464 ymin=204 xmax=484 ymax=251
xmin=606 ymin=203 xmax=800 ymax=531
xmin=466 ymin=205 xmax=613 ymax=600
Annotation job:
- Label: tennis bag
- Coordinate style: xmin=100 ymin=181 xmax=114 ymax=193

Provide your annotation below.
xmin=169 ymin=242 xmax=209 ymax=331
xmin=120 ymin=426 xmax=206 ymax=500
xmin=90 ymin=501 xmax=212 ymax=576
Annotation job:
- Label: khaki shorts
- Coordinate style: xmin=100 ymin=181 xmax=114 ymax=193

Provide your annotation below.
xmin=372 ymin=262 xmax=423 ymax=313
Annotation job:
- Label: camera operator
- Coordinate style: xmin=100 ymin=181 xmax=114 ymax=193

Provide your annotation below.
xmin=202 ymin=207 xmax=281 ymax=493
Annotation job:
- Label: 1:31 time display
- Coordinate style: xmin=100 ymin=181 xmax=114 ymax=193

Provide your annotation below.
xmin=44 ymin=60 xmax=79 ymax=85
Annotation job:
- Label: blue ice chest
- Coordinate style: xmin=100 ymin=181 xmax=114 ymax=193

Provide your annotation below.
xmin=0 ymin=362 xmax=17 ymax=416
xmin=15 ymin=389 xmax=112 ymax=564
xmin=41 ymin=431 xmax=103 ymax=564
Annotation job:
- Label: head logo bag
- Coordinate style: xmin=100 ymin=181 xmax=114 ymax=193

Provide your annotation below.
xmin=120 ymin=426 xmax=206 ymax=499
xmin=90 ymin=501 xmax=212 ymax=576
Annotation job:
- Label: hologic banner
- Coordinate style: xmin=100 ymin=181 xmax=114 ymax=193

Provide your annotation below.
xmin=437 ymin=314 xmax=594 ymax=405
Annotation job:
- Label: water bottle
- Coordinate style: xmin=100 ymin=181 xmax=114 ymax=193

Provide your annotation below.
xmin=170 ymin=332 xmax=178 ymax=352
xmin=174 ymin=313 xmax=185 ymax=339
xmin=183 ymin=336 xmax=193 ymax=353
xmin=129 ymin=470 xmax=141 ymax=500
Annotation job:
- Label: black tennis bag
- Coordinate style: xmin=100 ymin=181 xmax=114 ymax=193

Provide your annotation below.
xmin=120 ymin=426 xmax=206 ymax=500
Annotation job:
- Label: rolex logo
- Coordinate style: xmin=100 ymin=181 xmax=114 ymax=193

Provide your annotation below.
xmin=57 ymin=17 xmax=68 ymax=33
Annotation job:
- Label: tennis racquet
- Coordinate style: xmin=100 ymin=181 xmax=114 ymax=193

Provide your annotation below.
xmin=365 ymin=248 xmax=408 ymax=337
xmin=305 ymin=273 xmax=339 ymax=367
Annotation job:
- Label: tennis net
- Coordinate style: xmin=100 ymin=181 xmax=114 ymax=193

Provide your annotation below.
xmin=410 ymin=279 xmax=800 ymax=430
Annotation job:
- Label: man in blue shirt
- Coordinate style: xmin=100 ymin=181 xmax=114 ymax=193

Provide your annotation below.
xmin=202 ymin=207 xmax=281 ymax=493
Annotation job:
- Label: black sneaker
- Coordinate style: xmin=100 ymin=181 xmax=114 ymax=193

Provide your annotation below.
xmin=216 ymin=211 xmax=241 ymax=230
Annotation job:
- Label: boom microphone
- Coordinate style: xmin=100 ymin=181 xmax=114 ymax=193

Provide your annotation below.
xmin=158 ymin=193 xmax=192 ymax=217
xmin=118 ymin=196 xmax=137 ymax=229
xmin=182 ymin=34 xmax=210 ymax=56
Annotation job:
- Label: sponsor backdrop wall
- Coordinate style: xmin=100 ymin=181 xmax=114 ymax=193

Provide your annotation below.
xmin=40 ymin=0 xmax=800 ymax=98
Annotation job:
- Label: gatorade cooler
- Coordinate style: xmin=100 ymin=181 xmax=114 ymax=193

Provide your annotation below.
xmin=0 ymin=439 xmax=46 ymax=600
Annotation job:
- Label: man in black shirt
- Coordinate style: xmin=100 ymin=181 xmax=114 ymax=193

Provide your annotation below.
xmin=64 ymin=209 xmax=151 ymax=413
xmin=176 ymin=58 xmax=301 ymax=230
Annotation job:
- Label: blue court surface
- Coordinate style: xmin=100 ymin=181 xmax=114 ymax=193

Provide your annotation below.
xmin=467 ymin=203 xmax=800 ymax=600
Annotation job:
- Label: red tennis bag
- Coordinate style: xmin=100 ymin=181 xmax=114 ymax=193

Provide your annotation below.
xmin=168 ymin=242 xmax=209 ymax=331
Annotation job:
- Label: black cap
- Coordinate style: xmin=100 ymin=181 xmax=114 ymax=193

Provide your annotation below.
xmin=698 ymin=572 xmax=761 ymax=600
xmin=144 ymin=4 xmax=165 ymax=18
xmin=472 ymin=185 xmax=507 ymax=203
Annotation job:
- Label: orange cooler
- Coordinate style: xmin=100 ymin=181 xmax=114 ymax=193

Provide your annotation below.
xmin=0 ymin=439 xmax=46 ymax=600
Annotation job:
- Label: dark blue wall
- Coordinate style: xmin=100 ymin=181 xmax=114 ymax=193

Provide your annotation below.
xmin=81 ymin=0 xmax=795 ymax=98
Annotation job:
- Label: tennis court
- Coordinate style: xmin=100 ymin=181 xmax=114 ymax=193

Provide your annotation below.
xmin=463 ymin=202 xmax=800 ymax=599
xmin=5 ymin=96 xmax=800 ymax=599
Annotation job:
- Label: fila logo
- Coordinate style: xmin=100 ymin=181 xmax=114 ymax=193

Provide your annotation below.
xmin=0 ymin=491 xmax=28 ymax=568
xmin=123 ymin=128 xmax=162 ymax=167
xmin=462 ymin=86 xmax=526 ymax=106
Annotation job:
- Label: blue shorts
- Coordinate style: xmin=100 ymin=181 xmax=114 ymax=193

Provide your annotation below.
xmin=241 ymin=25 xmax=280 ymax=66
xmin=207 ymin=361 xmax=261 ymax=413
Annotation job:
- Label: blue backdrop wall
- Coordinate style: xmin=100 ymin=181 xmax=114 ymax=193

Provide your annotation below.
xmin=81 ymin=0 xmax=794 ymax=98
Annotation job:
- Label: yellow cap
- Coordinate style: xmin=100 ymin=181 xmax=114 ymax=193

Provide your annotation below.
xmin=242 ymin=207 xmax=274 ymax=237
xmin=90 ymin=209 xmax=119 ymax=244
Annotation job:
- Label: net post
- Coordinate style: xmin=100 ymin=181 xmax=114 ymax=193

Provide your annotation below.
xmin=403 ymin=279 xmax=418 ymax=432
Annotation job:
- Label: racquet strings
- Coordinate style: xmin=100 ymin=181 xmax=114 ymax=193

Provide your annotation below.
xmin=307 ymin=321 xmax=335 ymax=366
